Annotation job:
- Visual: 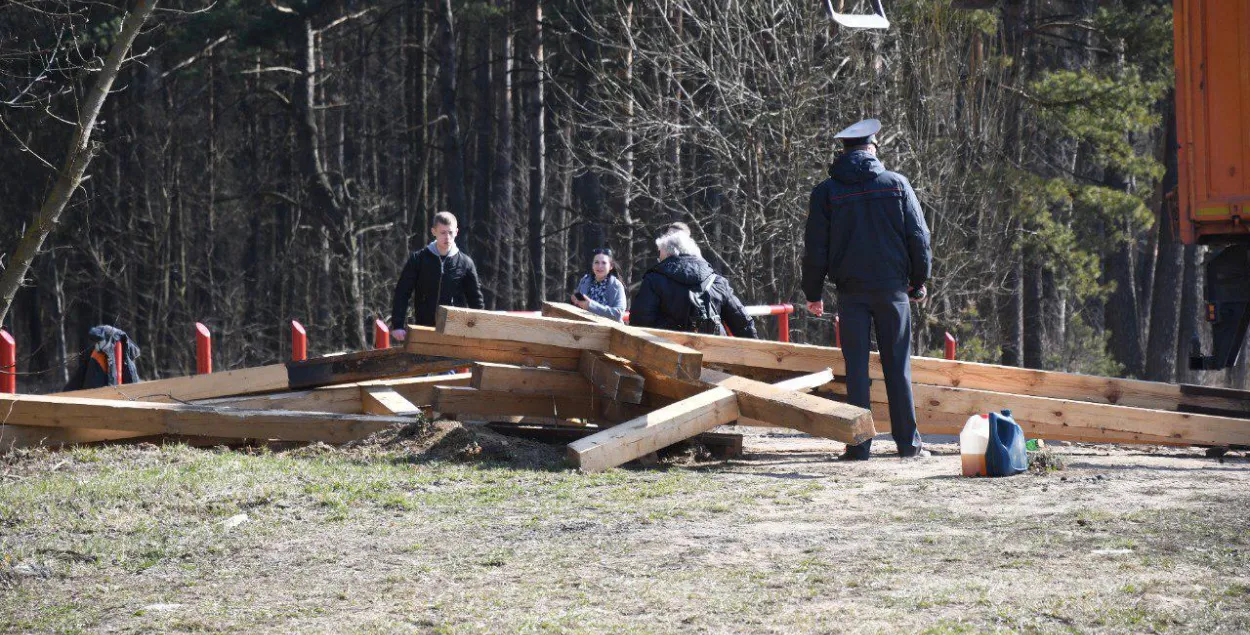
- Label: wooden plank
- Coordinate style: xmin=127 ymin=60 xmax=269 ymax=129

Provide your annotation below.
xmin=361 ymin=386 xmax=423 ymax=417
xmin=471 ymin=362 xmax=591 ymax=396
xmin=287 ymin=348 xmax=469 ymax=390
xmin=542 ymin=302 xmax=703 ymax=381
xmin=817 ymin=381 xmax=1235 ymax=446
xmin=486 ymin=421 xmax=743 ymax=457
xmin=0 ymin=393 xmax=409 ymax=443
xmin=567 ymin=387 xmax=740 ymax=472
xmin=579 ymin=350 xmax=644 ymax=404
xmin=700 ymin=368 xmax=874 ymax=444
xmin=433 ymin=386 xmax=599 ymax=420
xmin=196 ymin=386 xmax=364 ymax=414
xmin=404 ymin=326 xmax=582 ymax=370
xmin=55 ymin=363 xmax=290 ymax=402
xmin=437 ymin=307 xmax=611 ymax=350
xmin=369 ymin=373 xmax=472 ymax=407
xmin=638 ymin=329 xmax=1250 ymax=414
xmin=771 ymin=368 xmax=835 ymax=392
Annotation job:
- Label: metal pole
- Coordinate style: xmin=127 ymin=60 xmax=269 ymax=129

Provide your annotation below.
xmin=0 ymin=329 xmax=15 ymax=393
xmin=291 ymin=320 xmax=308 ymax=362
xmin=195 ymin=323 xmax=212 ymax=374
xmin=374 ymin=319 xmax=391 ymax=349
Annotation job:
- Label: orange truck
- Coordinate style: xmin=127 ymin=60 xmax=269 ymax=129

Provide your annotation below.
xmin=1174 ymin=0 xmax=1250 ymax=368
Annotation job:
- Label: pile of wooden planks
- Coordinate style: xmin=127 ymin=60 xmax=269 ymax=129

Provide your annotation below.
xmin=4 ymin=302 xmax=1249 ymax=472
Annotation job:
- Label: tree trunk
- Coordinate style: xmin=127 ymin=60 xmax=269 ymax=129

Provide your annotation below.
xmin=1104 ymin=168 xmax=1145 ymax=378
xmin=1176 ymin=244 xmax=1204 ymax=383
xmin=523 ymin=0 xmax=546 ymax=309
xmin=1023 ymin=251 xmax=1044 ymax=368
xmin=0 ymin=0 xmax=159 ymax=328
xmin=436 ymin=0 xmax=468 ymax=227
xmin=1145 ymin=98 xmax=1182 ymax=383
xmin=489 ymin=1 xmax=514 ymax=310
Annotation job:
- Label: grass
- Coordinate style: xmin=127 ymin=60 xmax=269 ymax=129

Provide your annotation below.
xmin=0 ymin=441 xmax=1248 ymax=633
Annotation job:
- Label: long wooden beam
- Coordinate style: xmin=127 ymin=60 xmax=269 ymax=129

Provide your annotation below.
xmin=0 ymin=393 xmax=409 ymax=443
xmin=638 ymin=330 xmax=1250 ymax=414
xmin=405 ymin=325 xmax=581 ymax=370
xmin=568 ymin=387 xmax=740 ymax=472
xmin=55 ymin=364 xmax=290 ymax=402
xmin=287 ymin=349 xmax=468 ymax=389
xmin=437 ymin=305 xmax=702 ymax=381
xmin=471 ymin=362 xmax=591 ymax=396
xmin=816 ymin=381 xmax=1234 ymax=446
xmin=541 ymin=302 xmax=704 ymax=381
xmin=433 ymin=386 xmax=600 ymax=420
xmin=700 ymin=368 xmax=873 ymax=444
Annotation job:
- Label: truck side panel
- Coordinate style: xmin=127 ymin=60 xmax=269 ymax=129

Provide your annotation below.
xmin=1175 ymin=0 xmax=1250 ymax=244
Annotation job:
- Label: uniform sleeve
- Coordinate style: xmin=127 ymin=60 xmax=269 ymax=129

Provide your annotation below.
xmin=463 ymin=256 xmax=486 ymax=310
xmin=390 ymin=252 xmax=421 ymax=330
xmin=629 ymin=274 xmax=661 ymax=328
xmin=718 ymin=277 xmax=759 ymax=339
xmin=586 ymin=277 xmax=628 ymax=322
xmin=902 ymin=178 xmax=932 ymax=289
xmin=801 ymin=181 xmax=832 ymax=302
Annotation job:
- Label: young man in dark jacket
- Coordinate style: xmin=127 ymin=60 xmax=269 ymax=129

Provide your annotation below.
xmin=630 ymin=231 xmax=758 ymax=338
xmin=389 ymin=212 xmax=485 ymax=340
xmin=802 ymin=118 xmax=932 ymax=461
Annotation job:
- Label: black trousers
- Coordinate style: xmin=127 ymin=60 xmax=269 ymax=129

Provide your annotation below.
xmin=839 ymin=289 xmax=922 ymax=458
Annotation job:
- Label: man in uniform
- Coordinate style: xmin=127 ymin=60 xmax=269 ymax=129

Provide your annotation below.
xmin=801 ymin=119 xmax=932 ymax=460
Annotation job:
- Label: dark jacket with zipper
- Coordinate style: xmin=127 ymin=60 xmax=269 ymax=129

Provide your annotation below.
xmin=629 ymin=254 xmax=758 ymax=338
xmin=801 ymin=150 xmax=931 ymax=299
xmin=390 ymin=243 xmax=485 ymax=329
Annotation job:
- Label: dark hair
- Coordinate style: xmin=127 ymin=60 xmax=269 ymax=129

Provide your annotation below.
xmin=588 ymin=248 xmax=619 ymax=279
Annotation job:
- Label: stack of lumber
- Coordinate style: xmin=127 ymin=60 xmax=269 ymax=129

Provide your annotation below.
xmin=3 ymin=302 xmax=1249 ymax=473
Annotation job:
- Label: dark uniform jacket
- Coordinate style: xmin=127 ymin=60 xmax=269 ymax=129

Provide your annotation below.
xmin=389 ymin=243 xmax=485 ymax=329
xmin=801 ymin=150 xmax=931 ymax=299
xmin=630 ymin=254 xmax=759 ymax=338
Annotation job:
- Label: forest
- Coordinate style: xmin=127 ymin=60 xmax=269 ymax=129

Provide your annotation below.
xmin=0 ymin=0 xmax=1209 ymax=389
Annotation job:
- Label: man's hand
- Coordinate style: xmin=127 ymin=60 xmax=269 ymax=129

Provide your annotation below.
xmin=806 ymin=300 xmax=824 ymax=317
xmin=571 ymin=294 xmax=590 ymax=310
xmin=391 ymin=329 xmax=407 ymax=342
xmin=908 ymin=285 xmax=928 ymax=305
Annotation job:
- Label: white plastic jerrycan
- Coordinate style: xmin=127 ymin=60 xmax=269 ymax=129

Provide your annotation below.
xmin=960 ymin=414 xmax=990 ymax=477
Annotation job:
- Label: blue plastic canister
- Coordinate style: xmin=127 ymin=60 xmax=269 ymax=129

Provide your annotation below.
xmin=985 ymin=410 xmax=1028 ymax=477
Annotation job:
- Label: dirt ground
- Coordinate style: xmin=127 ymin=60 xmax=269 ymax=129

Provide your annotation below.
xmin=2 ymin=422 xmax=1248 ymax=634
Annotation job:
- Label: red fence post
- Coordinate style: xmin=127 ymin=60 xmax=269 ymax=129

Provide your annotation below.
xmin=291 ymin=320 xmax=307 ymax=362
xmin=944 ymin=332 xmax=957 ymax=360
xmin=114 ymin=341 xmax=123 ymax=384
xmin=0 ymin=329 xmax=14 ymax=393
xmin=776 ymin=304 xmax=792 ymax=343
xmin=374 ymin=319 xmax=390 ymax=349
xmin=834 ymin=315 xmax=841 ymax=348
xmin=195 ymin=322 xmax=212 ymax=374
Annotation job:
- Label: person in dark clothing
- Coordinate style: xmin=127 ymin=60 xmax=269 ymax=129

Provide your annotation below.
xmin=630 ymin=231 xmax=758 ymax=338
xmin=389 ymin=212 xmax=485 ymax=340
xmin=801 ymin=118 xmax=932 ymax=461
